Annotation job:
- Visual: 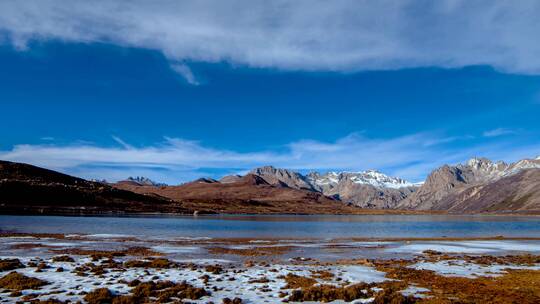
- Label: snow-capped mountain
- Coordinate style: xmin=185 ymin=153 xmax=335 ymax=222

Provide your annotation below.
xmin=456 ymin=157 xmax=540 ymax=183
xmin=246 ymin=166 xmax=420 ymax=209
xmin=231 ymin=155 xmax=540 ymax=211
xmin=398 ymin=156 xmax=540 ymax=211
xmin=124 ymin=176 xmax=167 ymax=187
xmin=304 ymin=170 xmax=420 ymax=208
xmin=307 ymin=170 xmax=419 ymax=190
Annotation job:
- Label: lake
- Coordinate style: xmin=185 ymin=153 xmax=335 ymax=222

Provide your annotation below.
xmin=2 ymin=214 xmax=540 ymax=238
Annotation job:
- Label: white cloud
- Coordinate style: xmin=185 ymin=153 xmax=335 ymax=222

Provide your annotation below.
xmin=1 ymin=133 xmax=538 ymax=184
xmin=111 ymin=135 xmax=134 ymax=149
xmin=483 ymin=128 xmax=517 ymax=138
xmin=1 ymin=1 xmax=540 ymax=74
xmin=170 ymin=63 xmax=200 ymax=85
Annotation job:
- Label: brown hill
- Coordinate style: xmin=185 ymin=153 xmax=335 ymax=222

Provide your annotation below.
xmin=433 ymin=169 xmax=540 ymax=214
xmin=0 ymin=160 xmax=190 ymax=215
xmin=397 ymin=157 xmax=540 ymax=213
xmin=114 ymin=174 xmax=362 ymax=214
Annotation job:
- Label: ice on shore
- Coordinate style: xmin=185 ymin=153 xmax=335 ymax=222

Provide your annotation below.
xmin=411 ymin=260 xmax=540 ymax=278
xmin=388 ymin=240 xmax=540 ymax=254
xmin=150 ymin=245 xmax=201 ymax=254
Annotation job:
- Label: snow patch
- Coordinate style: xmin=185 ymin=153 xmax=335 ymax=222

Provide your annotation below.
xmin=411 ymin=260 xmax=540 ymax=278
xmin=388 ymin=240 xmax=540 ymax=255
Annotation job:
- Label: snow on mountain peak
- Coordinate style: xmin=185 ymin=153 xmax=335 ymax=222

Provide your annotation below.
xmin=466 ymin=157 xmax=493 ymax=168
xmin=126 ymin=176 xmax=166 ymax=186
xmin=307 ymin=170 xmax=417 ymax=189
xmin=459 ymin=156 xmax=540 ymax=182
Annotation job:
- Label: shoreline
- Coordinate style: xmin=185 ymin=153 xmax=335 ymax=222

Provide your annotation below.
xmin=2 ymin=210 xmax=540 ymax=217
xmin=4 ymin=231 xmax=540 ymax=242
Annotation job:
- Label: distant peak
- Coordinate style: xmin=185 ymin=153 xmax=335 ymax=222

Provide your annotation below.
xmin=308 ymin=169 xmax=416 ymax=189
xmin=254 ymin=165 xmax=276 ymax=170
xmin=251 ymin=166 xmax=297 ymax=174
xmin=466 ymin=157 xmax=493 ymax=167
xmin=240 ymin=174 xmax=270 ymax=186
xmin=126 ymin=176 xmax=166 ymax=186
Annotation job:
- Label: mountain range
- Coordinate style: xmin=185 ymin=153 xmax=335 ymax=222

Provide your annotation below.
xmin=1 ymin=156 xmax=540 ymax=215
xmin=207 ymin=156 xmax=540 ymax=213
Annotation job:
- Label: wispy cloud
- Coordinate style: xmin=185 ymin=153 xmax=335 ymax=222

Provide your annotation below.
xmin=1 ymin=1 xmax=540 ymax=74
xmin=483 ymin=128 xmax=517 ymax=138
xmin=170 ymin=63 xmax=200 ymax=85
xmin=1 ymin=132 xmax=538 ymax=184
xmin=111 ymin=136 xmax=134 ymax=149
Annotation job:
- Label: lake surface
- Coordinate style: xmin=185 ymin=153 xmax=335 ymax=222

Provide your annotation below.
xmin=1 ymin=214 xmax=540 ymax=238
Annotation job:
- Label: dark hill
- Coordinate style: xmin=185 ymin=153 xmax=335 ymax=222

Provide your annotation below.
xmin=0 ymin=160 xmax=191 ymax=215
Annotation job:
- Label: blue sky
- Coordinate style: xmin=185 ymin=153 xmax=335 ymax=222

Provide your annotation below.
xmin=1 ymin=1 xmax=540 ymax=183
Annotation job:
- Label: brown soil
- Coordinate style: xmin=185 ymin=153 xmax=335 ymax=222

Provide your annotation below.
xmin=0 ymin=232 xmax=66 ymax=239
xmin=0 ymin=272 xmax=49 ymax=290
xmin=10 ymin=243 xmax=58 ymax=250
xmin=51 ymin=246 xmax=162 ymax=260
xmin=208 ymin=246 xmax=292 ymax=256
xmin=344 ymin=236 xmax=540 ymax=242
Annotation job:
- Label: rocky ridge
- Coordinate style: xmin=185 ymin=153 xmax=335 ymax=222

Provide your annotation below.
xmin=397 ymin=157 xmax=540 ymax=211
xmin=242 ymin=167 xmax=420 ymax=208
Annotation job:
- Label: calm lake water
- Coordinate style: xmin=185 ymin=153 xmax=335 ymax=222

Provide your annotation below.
xmin=1 ymin=214 xmax=540 ymax=239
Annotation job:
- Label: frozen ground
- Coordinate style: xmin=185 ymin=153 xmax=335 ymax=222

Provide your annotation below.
xmin=411 ymin=260 xmax=540 ymax=278
xmin=0 ymin=255 xmax=386 ymax=303
xmin=1 ymin=235 xmax=540 ymax=303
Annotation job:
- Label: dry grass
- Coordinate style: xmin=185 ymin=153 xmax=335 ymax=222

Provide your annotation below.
xmin=377 ymin=264 xmax=540 ymax=303
xmin=51 ymin=255 xmax=75 ymax=262
xmin=311 ymin=269 xmax=334 ymax=280
xmin=287 ymin=282 xmax=375 ymax=302
xmin=0 ymin=258 xmax=25 ymax=271
xmin=0 ymin=272 xmax=48 ymax=290
xmin=83 ymin=288 xmax=114 ymax=304
xmin=282 ymin=273 xmax=317 ymax=289
xmin=204 ymin=264 xmax=223 ymax=274
xmin=10 ymin=243 xmax=57 ymax=250
xmin=51 ymin=246 xmax=162 ymax=260
xmin=124 ymin=258 xmax=176 ymax=269
xmin=208 ymin=246 xmax=292 ymax=256
xmin=130 ymin=280 xmax=209 ymax=302
xmin=83 ymin=283 xmax=208 ymax=304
